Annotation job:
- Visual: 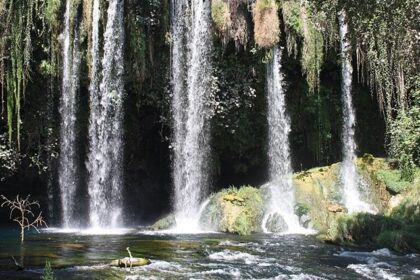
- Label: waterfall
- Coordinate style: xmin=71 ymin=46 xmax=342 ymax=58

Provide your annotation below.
xmin=171 ymin=0 xmax=212 ymax=230
xmin=87 ymin=0 xmax=125 ymax=228
xmin=58 ymin=0 xmax=81 ymax=228
xmin=338 ymin=10 xmax=373 ymax=214
xmin=263 ymin=46 xmax=303 ymax=233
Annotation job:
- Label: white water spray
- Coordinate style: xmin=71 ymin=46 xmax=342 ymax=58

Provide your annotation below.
xmin=87 ymin=0 xmax=125 ymax=228
xmin=263 ymin=46 xmax=305 ymax=233
xmin=171 ymin=0 xmax=212 ymax=231
xmin=58 ymin=0 xmax=81 ymax=228
xmin=338 ymin=10 xmax=374 ymax=214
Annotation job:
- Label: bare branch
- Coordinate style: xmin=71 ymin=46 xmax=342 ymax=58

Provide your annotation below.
xmin=0 ymin=194 xmax=47 ymax=242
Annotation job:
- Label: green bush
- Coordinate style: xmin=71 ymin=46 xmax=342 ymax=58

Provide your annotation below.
xmin=376 ymin=169 xmax=410 ymax=194
xmin=388 ymin=89 xmax=420 ymax=181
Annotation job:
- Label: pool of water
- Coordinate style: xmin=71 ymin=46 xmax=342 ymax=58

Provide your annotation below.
xmin=0 ymin=227 xmax=418 ymax=279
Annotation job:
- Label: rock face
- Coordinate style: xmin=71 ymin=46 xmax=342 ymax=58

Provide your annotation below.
xmin=110 ymin=257 xmax=151 ymax=268
xmin=200 ymin=186 xmax=264 ymax=235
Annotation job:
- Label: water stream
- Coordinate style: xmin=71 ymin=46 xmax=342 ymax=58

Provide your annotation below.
xmin=171 ymin=0 xmax=212 ymax=231
xmin=338 ymin=10 xmax=374 ymax=214
xmin=87 ymin=0 xmax=125 ymax=228
xmin=263 ymin=46 xmax=304 ymax=233
xmin=58 ymin=0 xmax=82 ymax=228
xmin=0 ymin=228 xmax=417 ymax=279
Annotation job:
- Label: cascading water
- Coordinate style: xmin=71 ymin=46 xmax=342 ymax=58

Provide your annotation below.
xmin=58 ymin=0 xmax=81 ymax=228
xmin=262 ymin=46 xmax=303 ymax=233
xmin=338 ymin=10 xmax=374 ymax=214
xmin=87 ymin=0 xmax=125 ymax=228
xmin=171 ymin=0 xmax=212 ymax=231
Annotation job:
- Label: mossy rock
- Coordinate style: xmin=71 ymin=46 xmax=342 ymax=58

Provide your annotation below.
xmin=151 ymin=214 xmax=176 ymax=231
xmin=200 ymin=186 xmax=264 ymax=235
xmin=110 ymin=257 xmax=151 ymax=268
xmin=293 ymin=163 xmax=341 ymax=232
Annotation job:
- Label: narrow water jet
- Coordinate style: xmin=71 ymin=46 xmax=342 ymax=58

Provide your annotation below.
xmin=338 ymin=10 xmax=374 ymax=213
xmin=58 ymin=0 xmax=82 ymax=228
xmin=87 ymin=0 xmax=125 ymax=228
xmin=263 ymin=46 xmax=303 ymax=233
xmin=171 ymin=0 xmax=212 ymax=231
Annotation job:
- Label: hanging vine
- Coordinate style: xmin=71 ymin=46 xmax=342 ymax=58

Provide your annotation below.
xmin=0 ymin=0 xmax=41 ymax=150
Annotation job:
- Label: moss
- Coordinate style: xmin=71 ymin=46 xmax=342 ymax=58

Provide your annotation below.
xmin=200 ymin=186 xmax=264 ymax=235
xmin=293 ymin=163 xmax=341 ymax=232
xmin=253 ymin=0 xmax=280 ymax=48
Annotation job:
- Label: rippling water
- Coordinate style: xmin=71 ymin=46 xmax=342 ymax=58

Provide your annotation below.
xmin=0 ymin=228 xmax=418 ymax=279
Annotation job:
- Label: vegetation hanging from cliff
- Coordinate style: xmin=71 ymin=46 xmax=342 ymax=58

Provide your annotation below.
xmin=281 ymin=0 xmax=324 ymax=94
xmin=253 ymin=0 xmax=280 ymax=48
xmin=0 ymin=0 xmax=48 ymax=150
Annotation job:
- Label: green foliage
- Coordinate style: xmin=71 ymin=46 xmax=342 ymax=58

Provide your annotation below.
xmin=282 ymin=0 xmax=324 ymax=94
xmin=41 ymin=261 xmax=55 ymax=280
xmin=43 ymin=0 xmax=61 ymax=28
xmin=377 ymin=225 xmax=420 ymax=253
xmin=391 ymin=187 xmax=420 ymax=225
xmin=388 ymin=89 xmax=420 ymax=181
xmin=328 ymin=213 xmax=402 ymax=245
xmin=376 ymin=169 xmax=410 ymax=194
xmin=328 ymin=184 xmax=420 ymax=252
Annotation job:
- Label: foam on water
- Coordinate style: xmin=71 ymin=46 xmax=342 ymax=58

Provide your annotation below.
xmin=348 ymin=264 xmax=399 ymax=280
xmin=42 ymin=227 xmax=133 ymax=235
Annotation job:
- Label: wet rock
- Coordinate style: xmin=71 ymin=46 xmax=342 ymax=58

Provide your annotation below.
xmin=152 ymin=214 xmax=176 ymax=230
xmin=110 ymin=257 xmax=151 ymax=268
xmin=299 ymin=214 xmax=311 ymax=228
xmin=265 ymin=212 xmax=288 ymax=233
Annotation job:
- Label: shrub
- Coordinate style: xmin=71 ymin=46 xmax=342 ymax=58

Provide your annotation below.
xmin=376 ymin=169 xmax=411 ymax=194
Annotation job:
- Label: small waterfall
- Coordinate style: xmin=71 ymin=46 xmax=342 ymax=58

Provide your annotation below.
xmin=263 ymin=46 xmax=303 ymax=233
xmin=171 ymin=0 xmax=212 ymax=230
xmin=87 ymin=0 xmax=125 ymax=228
xmin=338 ymin=10 xmax=373 ymax=213
xmin=58 ymin=0 xmax=81 ymax=228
